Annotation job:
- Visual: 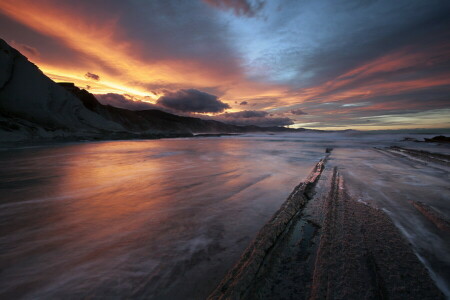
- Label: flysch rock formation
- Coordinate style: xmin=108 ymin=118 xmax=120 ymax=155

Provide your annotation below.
xmin=209 ymin=148 xmax=447 ymax=299
xmin=208 ymin=156 xmax=328 ymax=299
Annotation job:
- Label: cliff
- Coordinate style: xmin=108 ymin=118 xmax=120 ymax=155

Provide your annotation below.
xmin=0 ymin=39 xmax=302 ymax=142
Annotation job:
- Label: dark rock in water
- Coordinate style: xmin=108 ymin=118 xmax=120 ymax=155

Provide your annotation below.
xmin=388 ymin=146 xmax=450 ymax=166
xmin=401 ymin=137 xmax=419 ymax=142
xmin=424 ymin=135 xmax=450 ymax=143
xmin=209 ymin=158 xmax=327 ymax=299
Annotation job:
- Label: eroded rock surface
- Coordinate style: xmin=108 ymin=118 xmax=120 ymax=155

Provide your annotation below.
xmin=210 ymin=148 xmax=447 ymax=299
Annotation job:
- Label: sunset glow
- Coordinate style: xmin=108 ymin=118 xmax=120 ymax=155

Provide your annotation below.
xmin=1 ymin=0 xmax=449 ymax=129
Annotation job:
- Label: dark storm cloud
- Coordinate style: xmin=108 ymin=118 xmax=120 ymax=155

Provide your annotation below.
xmin=85 ymin=72 xmax=100 ymax=81
xmin=203 ymin=0 xmax=265 ymax=17
xmin=291 ymin=109 xmax=307 ymax=115
xmin=95 ymin=93 xmax=160 ymax=111
xmin=213 ymin=110 xmax=293 ymax=127
xmin=157 ymin=89 xmax=230 ymax=113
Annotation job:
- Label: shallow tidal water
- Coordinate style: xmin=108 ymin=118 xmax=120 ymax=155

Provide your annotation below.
xmin=0 ymin=133 xmax=449 ymax=299
xmin=0 ymin=135 xmax=325 ymax=299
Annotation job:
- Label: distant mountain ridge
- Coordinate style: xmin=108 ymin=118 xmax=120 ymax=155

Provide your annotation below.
xmin=58 ymin=82 xmax=302 ymax=136
xmin=0 ymin=39 xmax=303 ymax=142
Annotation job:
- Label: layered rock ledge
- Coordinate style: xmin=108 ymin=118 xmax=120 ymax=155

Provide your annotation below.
xmin=209 ymin=150 xmax=445 ymax=299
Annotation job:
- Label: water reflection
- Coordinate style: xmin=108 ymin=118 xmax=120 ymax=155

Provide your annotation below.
xmin=0 ymin=137 xmax=324 ymax=299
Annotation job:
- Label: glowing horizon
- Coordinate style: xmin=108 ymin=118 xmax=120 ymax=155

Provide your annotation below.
xmin=1 ymin=0 xmax=449 ymax=130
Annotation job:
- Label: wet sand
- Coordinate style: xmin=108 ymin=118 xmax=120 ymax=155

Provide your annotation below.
xmin=210 ymin=147 xmax=448 ymax=299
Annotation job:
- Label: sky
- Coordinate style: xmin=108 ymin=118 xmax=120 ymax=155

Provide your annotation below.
xmin=0 ymin=0 xmax=449 ymax=130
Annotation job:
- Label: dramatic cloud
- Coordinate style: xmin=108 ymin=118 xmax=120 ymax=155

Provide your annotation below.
xmin=203 ymin=0 xmax=265 ymax=17
xmin=214 ymin=110 xmax=293 ymax=127
xmin=1 ymin=0 xmax=449 ymax=130
xmin=291 ymin=109 xmax=307 ymax=115
xmin=95 ymin=93 xmax=160 ymax=111
xmin=85 ymin=72 xmax=100 ymax=81
xmin=157 ymin=89 xmax=230 ymax=113
xmin=235 ymin=0 xmax=450 ymax=89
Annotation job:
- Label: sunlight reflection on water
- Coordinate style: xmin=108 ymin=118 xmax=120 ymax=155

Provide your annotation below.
xmin=0 ymin=135 xmax=324 ymax=299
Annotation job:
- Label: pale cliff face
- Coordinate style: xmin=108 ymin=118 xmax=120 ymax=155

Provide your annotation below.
xmin=0 ymin=39 xmax=124 ymax=141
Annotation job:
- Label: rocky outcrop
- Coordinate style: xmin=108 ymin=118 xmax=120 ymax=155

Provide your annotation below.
xmin=387 ymin=146 xmax=450 ymax=166
xmin=209 ymin=150 xmax=445 ymax=299
xmin=424 ymin=135 xmax=450 ymax=143
xmin=208 ymin=156 xmax=328 ymax=299
xmin=412 ymin=201 xmax=450 ymax=232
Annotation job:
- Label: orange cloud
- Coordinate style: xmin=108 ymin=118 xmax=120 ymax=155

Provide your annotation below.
xmin=0 ymin=0 xmax=258 ymax=100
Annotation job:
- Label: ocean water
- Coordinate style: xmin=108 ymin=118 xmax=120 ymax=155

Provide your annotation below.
xmin=0 ymin=133 xmax=448 ymax=299
xmin=0 ymin=135 xmax=325 ymax=299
